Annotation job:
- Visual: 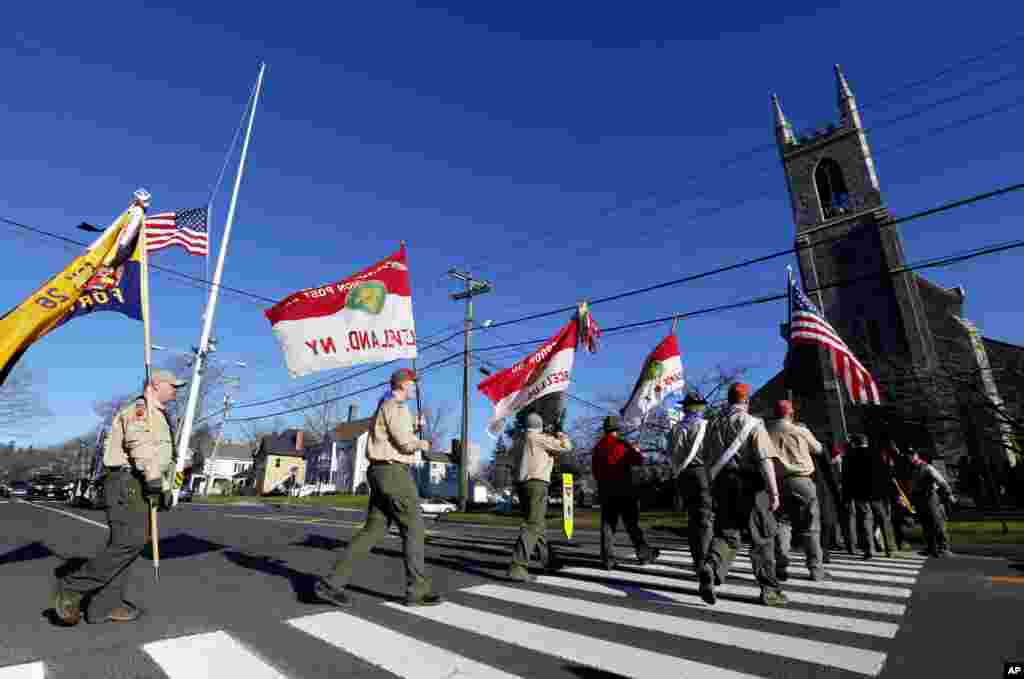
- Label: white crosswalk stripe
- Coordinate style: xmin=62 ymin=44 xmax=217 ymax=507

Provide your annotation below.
xmin=1 ymin=536 xmax=926 ymax=678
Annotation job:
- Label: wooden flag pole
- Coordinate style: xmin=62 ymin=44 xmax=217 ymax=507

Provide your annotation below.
xmin=136 ymin=190 xmax=159 ymax=583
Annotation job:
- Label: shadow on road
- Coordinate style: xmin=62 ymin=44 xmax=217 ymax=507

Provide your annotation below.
xmin=140 ymin=533 xmax=226 ymax=561
xmin=0 ymin=541 xmax=55 ymax=566
xmin=290 ymin=534 xmax=347 ymax=551
xmin=563 ymin=666 xmax=630 ymax=679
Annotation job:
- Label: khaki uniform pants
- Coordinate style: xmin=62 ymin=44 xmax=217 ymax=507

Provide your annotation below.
xmin=775 ymin=476 xmax=824 ymax=576
xmin=705 ymin=471 xmax=781 ymax=594
xmin=328 ymin=463 xmax=431 ymax=601
xmin=60 ymin=470 xmax=148 ymax=620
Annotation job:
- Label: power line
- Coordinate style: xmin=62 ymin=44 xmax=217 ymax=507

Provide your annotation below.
xmin=227 ymin=351 xmax=465 ymax=423
xmin=472 ymin=232 xmax=1024 ymax=354
xmin=480 ymin=181 xmax=1024 ymax=334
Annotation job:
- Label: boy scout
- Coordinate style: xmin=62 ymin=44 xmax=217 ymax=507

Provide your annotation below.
xmin=315 ymin=369 xmax=443 ymax=607
xmin=507 ymin=412 xmax=573 ymax=582
xmin=908 ymin=449 xmax=956 ymax=557
xmin=669 ymin=392 xmax=713 ymax=573
xmin=53 ymin=369 xmax=183 ymax=625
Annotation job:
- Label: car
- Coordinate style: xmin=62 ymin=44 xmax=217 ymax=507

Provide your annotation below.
xmin=9 ymin=481 xmax=30 ymax=500
xmin=0 ymin=483 xmax=9 ymax=498
xmin=177 ymin=487 xmax=194 ymax=503
xmin=28 ymin=475 xmax=69 ymax=501
xmin=419 ymin=499 xmax=457 ymax=515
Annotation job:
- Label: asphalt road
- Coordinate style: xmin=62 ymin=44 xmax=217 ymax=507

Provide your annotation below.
xmin=0 ymin=497 xmax=1021 ymax=678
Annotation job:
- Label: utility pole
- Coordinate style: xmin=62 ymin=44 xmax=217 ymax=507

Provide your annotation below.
xmin=449 ymin=269 xmax=492 ymax=512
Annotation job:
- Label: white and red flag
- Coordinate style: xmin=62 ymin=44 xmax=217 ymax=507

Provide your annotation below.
xmin=620 ymin=334 xmax=685 ymax=429
xmin=478 ymin=319 xmax=582 ymax=437
xmin=264 ymin=245 xmax=417 ymax=377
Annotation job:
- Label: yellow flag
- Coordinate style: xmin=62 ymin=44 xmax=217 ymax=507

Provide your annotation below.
xmin=0 ymin=204 xmax=144 ymax=384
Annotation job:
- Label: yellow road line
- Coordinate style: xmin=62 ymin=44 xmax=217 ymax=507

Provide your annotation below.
xmin=989 ymin=576 xmax=1024 ymax=585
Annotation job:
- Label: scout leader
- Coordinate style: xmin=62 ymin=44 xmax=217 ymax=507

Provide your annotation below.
xmin=314 ymin=368 xmax=443 ymax=607
xmin=54 ymin=369 xmax=184 ymax=625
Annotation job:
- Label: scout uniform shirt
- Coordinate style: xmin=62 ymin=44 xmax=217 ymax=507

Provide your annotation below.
xmin=670 ymin=413 xmax=707 ymax=476
xmin=704 ymin=404 xmax=779 ymax=476
xmin=103 ymin=396 xmax=174 ymax=483
xmin=766 ymin=419 xmax=822 ymax=478
xmin=911 ymin=461 xmax=952 ymax=499
xmin=517 ymin=431 xmax=572 ymax=484
xmin=365 ymin=398 xmax=428 ymax=465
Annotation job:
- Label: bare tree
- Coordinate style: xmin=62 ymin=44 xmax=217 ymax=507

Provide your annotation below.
xmin=419 ymin=400 xmax=454 ymax=451
xmin=0 ymin=364 xmax=52 ymax=438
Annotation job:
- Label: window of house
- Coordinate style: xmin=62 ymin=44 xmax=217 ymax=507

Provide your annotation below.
xmin=814 ymin=158 xmax=850 ymax=220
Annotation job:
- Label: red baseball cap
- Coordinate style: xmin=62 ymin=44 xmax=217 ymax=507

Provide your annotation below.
xmin=390 ymin=368 xmax=417 ymax=387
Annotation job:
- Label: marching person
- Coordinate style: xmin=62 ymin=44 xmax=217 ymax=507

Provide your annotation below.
xmin=812 ymin=436 xmax=843 ymax=563
xmin=766 ymin=400 xmax=827 ymax=581
xmin=53 ymin=369 xmax=184 ymax=626
xmin=591 ymin=415 xmax=659 ymax=570
xmin=908 ymin=448 xmax=955 ymax=557
xmin=844 ymin=434 xmax=896 ymax=559
xmin=507 ymin=412 xmax=573 ymax=582
xmin=314 ymin=369 xmax=442 ymax=607
xmin=669 ymin=392 xmax=713 ymax=573
xmin=698 ymin=383 xmax=786 ymax=607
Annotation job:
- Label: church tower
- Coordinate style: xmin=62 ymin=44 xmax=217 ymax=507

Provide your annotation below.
xmin=773 ymin=66 xmax=941 ymax=444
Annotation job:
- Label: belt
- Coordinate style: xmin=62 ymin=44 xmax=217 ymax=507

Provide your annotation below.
xmin=105 ymin=465 xmax=129 ymax=472
xmin=368 ymin=460 xmax=399 ymax=467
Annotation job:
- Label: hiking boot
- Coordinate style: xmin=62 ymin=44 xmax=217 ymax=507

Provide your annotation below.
xmin=314 ymin=579 xmax=352 ymax=608
xmin=637 ymin=548 xmax=661 ymax=566
xmin=545 ymin=556 xmax=565 ymax=573
xmin=760 ymin=589 xmax=788 ymax=607
xmin=776 ymin=569 xmax=789 ymax=582
xmin=89 ymin=604 xmax=142 ymax=624
xmin=507 ymin=567 xmax=535 ymax=583
xmin=698 ymin=567 xmax=717 ymax=605
xmin=822 ymin=553 xmax=832 ymax=564
xmin=53 ymin=588 xmax=83 ymax=626
xmin=405 ymin=593 xmax=444 ymax=607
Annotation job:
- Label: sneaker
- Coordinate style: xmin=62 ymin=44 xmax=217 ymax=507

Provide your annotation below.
xmin=638 ymin=548 xmax=661 ymax=566
xmin=507 ymin=567 xmax=535 ymax=583
xmin=53 ymin=588 xmax=83 ymax=626
xmin=405 ymin=593 xmax=444 ymax=607
xmin=760 ymin=589 xmax=788 ymax=607
xmin=314 ymin=579 xmax=352 ymax=608
xmin=698 ymin=567 xmax=717 ymax=605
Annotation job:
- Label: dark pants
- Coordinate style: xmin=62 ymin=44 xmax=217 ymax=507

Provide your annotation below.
xmin=705 ymin=472 xmax=781 ymax=593
xmin=856 ymin=499 xmax=895 ymax=557
xmin=328 ymin=463 xmax=431 ymax=601
xmin=891 ymin=500 xmax=913 ymax=550
xmin=841 ymin=499 xmax=858 ymax=553
xmin=916 ymin=493 xmax=949 ymax=555
xmin=676 ymin=465 xmax=713 ymax=570
xmin=60 ymin=470 xmax=148 ymax=621
xmin=511 ymin=480 xmax=555 ymax=570
xmin=598 ymin=482 xmax=652 ymax=564
xmin=775 ymin=476 xmax=824 ymax=576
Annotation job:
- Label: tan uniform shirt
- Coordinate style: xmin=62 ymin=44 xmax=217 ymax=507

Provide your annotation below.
xmin=365 ymin=398 xmax=428 ymax=465
xmin=670 ymin=416 xmax=707 ymax=473
xmin=704 ymin=404 xmax=779 ymax=475
xmin=103 ymin=396 xmax=174 ymax=483
xmin=516 ymin=430 xmax=572 ymax=483
xmin=766 ymin=419 xmax=822 ymax=477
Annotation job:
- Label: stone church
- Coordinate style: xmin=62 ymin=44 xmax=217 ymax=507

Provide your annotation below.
xmin=750 ymin=66 xmax=1023 ymax=506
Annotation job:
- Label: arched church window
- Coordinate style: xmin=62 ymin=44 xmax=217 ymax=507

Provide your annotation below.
xmin=814 ymin=158 xmax=850 ymax=220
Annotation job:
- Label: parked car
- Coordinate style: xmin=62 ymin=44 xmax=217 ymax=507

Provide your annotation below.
xmin=177 ymin=487 xmax=194 ymax=503
xmin=9 ymin=481 xmax=30 ymax=500
xmin=0 ymin=482 xmax=9 ymax=498
xmin=28 ymin=475 xmax=69 ymax=501
xmin=420 ymin=499 xmax=457 ymax=515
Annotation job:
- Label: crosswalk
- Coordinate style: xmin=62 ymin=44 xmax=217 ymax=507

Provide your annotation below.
xmin=1 ymin=541 xmax=928 ymax=678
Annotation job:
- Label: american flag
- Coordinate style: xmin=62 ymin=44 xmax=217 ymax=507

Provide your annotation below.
xmin=790 ymin=281 xmax=881 ymax=405
xmin=144 ymin=208 xmax=209 ymax=256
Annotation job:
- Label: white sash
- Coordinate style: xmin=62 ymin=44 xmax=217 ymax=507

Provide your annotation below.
xmin=708 ymin=416 xmax=761 ymax=481
xmin=673 ymin=419 xmax=707 ymax=477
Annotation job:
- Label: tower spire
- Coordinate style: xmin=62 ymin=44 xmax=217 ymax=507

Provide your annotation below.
xmin=772 ymin=93 xmax=795 ymax=147
xmin=835 ymin=64 xmax=862 ymax=129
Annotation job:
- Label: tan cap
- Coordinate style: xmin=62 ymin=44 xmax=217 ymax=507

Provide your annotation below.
xmin=151 ymin=369 xmax=187 ymax=388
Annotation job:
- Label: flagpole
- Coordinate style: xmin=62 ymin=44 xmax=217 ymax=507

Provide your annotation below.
xmin=173 ymin=63 xmax=266 ymax=505
xmin=785 ymin=266 xmax=794 ymax=406
xmin=804 ymin=254 xmax=850 ymax=441
xmin=137 ymin=193 xmax=160 ymax=582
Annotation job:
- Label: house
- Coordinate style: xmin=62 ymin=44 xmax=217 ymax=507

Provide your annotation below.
xmin=252 ymin=429 xmax=309 ymax=495
xmin=191 ymin=443 xmax=254 ymax=495
xmin=306 ymin=417 xmax=373 ymax=493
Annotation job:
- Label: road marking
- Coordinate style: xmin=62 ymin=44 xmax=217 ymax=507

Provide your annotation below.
xmin=649 ymin=562 xmax=914 ymax=597
xmin=463 ymin=584 xmax=887 ymax=676
xmin=989 ymin=576 xmax=1024 ymax=584
xmin=654 ymin=554 xmax=918 ymax=584
xmin=144 ymin=630 xmax=287 ymax=679
xmin=660 ymin=548 xmax=927 ymax=568
xmin=556 ymin=567 xmax=907 ymax=615
xmin=15 ymin=499 xmax=107 ymax=530
xmin=390 ymin=601 xmax=762 ymax=679
xmin=530 ymin=573 xmax=900 ymax=637
xmin=289 ymin=610 xmax=524 ymax=678
xmin=0 ymin=661 xmax=44 ymax=679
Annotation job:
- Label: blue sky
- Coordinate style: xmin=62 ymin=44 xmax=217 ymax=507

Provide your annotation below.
xmin=2 ymin=1 xmax=1023 ymax=458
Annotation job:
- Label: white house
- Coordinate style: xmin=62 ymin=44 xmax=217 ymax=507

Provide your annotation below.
xmin=306 ymin=418 xmax=373 ymax=494
xmin=192 ymin=443 xmax=254 ymax=495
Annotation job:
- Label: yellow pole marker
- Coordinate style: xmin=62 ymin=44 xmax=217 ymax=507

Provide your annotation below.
xmin=562 ymin=473 xmax=574 ymax=540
